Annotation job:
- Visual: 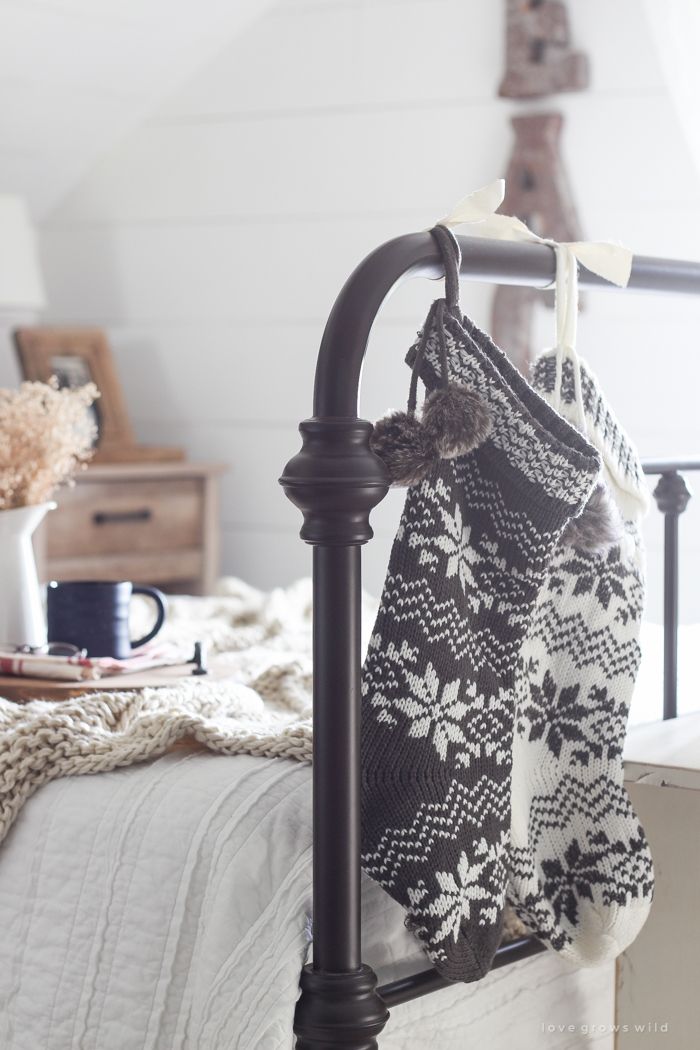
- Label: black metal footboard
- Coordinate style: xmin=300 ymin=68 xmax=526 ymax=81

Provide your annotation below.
xmin=280 ymin=234 xmax=700 ymax=1049
xmin=643 ymin=460 xmax=698 ymax=720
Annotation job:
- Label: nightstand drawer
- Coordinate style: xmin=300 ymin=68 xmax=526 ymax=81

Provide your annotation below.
xmin=48 ymin=479 xmax=202 ymax=558
xmin=46 ymin=549 xmax=203 ymax=585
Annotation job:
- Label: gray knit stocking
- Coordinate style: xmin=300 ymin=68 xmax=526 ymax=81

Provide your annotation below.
xmin=361 ymin=262 xmax=601 ymax=982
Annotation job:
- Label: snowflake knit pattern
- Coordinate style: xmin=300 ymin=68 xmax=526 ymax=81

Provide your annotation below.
xmin=361 ymin=306 xmax=601 ymax=983
xmin=506 ymin=351 xmax=654 ymax=966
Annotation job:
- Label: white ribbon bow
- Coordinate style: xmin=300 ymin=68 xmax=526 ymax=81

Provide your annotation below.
xmin=436 ymin=179 xmax=633 ymax=289
xmin=435 ymin=179 xmax=634 ymax=437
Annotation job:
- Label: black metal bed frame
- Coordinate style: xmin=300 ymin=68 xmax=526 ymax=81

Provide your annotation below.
xmin=279 ymin=233 xmax=700 ymax=1049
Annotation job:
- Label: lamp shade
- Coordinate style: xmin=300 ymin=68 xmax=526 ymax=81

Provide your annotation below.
xmin=0 ymin=195 xmax=46 ymax=310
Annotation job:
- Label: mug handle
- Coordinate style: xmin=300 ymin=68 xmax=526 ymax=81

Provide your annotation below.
xmin=131 ymin=585 xmax=168 ymax=649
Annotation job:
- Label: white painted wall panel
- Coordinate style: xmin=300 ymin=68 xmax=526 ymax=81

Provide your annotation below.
xmin=110 ymin=324 xmax=320 ymax=425
xmin=566 ymin=0 xmax=665 ymax=93
xmin=156 ymin=0 xmax=664 ymax=123
xmin=553 ymin=95 xmax=700 ymax=211
xmin=157 ymin=0 xmax=504 ymax=119
xmin=220 ymin=526 xmax=310 ymax=590
xmin=0 ymin=6 xmax=164 ymax=96
xmin=0 ymin=0 xmax=279 ymax=216
xmin=50 ymin=95 xmax=700 ymax=227
xmin=50 ymin=106 xmax=511 ymax=224
xmin=42 ymin=218 xmax=434 ymax=325
xmin=0 ymin=83 xmax=134 ymax=157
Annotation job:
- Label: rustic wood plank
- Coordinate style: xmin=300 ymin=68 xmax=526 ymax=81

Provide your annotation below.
xmin=46 ymin=548 xmax=203 ymax=585
xmin=78 ymin=463 xmax=227 ymax=482
xmin=91 ymin=445 xmax=185 ymax=463
xmin=201 ymin=470 xmax=221 ymax=597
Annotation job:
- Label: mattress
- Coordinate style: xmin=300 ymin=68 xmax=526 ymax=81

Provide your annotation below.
xmin=0 ymin=746 xmax=614 ymax=1050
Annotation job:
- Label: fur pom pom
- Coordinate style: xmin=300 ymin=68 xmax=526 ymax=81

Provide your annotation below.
xmin=562 ymin=482 xmax=625 ymax=555
xmin=370 ymin=411 xmax=439 ymax=487
xmin=421 ymin=383 xmax=492 ymax=458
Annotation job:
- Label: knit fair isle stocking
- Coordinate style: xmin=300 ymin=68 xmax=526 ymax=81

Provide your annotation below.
xmin=361 ymin=307 xmax=601 ymax=983
xmin=505 ymin=349 xmax=654 ymax=966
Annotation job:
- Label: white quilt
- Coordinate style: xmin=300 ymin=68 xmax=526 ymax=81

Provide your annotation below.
xmin=1 ymin=752 xmax=311 ymax=1049
xmin=0 ymin=747 xmax=615 ymax=1050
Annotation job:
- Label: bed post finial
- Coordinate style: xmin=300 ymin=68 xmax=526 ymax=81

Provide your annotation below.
xmin=280 ymin=417 xmax=390 ymax=546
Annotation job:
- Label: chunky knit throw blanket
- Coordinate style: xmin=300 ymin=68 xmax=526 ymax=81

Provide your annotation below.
xmin=0 ymin=577 xmax=364 ymax=848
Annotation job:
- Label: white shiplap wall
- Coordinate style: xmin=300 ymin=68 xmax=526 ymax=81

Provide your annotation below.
xmin=0 ymin=0 xmax=278 ymax=218
xmin=39 ymin=0 xmax=700 ymax=620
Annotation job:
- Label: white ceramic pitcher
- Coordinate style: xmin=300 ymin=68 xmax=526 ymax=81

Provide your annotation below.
xmin=0 ymin=501 xmax=56 ymax=647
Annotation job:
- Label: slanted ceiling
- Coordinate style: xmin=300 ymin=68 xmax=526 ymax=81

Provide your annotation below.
xmin=0 ymin=0 xmax=277 ymax=219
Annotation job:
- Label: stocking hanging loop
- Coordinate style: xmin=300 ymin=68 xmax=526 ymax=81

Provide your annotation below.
xmin=405 ymin=226 xmax=463 ymax=411
xmin=370 ymin=227 xmax=493 ymax=486
xmin=429 ymin=224 xmax=463 ymax=320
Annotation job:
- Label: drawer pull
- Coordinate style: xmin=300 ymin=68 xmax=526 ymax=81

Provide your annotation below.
xmin=93 ymin=509 xmax=152 ymax=525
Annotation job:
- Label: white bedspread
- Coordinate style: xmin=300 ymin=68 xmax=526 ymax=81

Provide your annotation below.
xmin=0 ymin=747 xmax=615 ymax=1050
xmin=0 ymin=751 xmax=311 ymax=1049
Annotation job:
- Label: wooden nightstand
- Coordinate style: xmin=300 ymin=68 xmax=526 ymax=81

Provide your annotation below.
xmin=34 ymin=462 xmax=227 ymax=596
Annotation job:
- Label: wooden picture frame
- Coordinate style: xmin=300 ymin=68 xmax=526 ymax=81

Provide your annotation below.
xmin=13 ymin=328 xmax=183 ymax=463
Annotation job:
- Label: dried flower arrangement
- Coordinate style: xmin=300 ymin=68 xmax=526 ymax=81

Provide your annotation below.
xmin=0 ymin=379 xmax=99 ymax=510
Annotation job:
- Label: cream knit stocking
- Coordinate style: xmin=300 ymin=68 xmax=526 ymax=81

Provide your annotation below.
xmin=502 ymin=249 xmax=654 ymax=965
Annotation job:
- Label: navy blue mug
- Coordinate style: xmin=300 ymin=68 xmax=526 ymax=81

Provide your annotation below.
xmin=46 ymin=580 xmax=167 ymax=659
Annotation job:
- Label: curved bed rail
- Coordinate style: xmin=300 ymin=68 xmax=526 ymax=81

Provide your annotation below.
xmin=313 ymin=233 xmax=700 ymax=417
xmin=280 ymin=236 xmax=700 ymax=1050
